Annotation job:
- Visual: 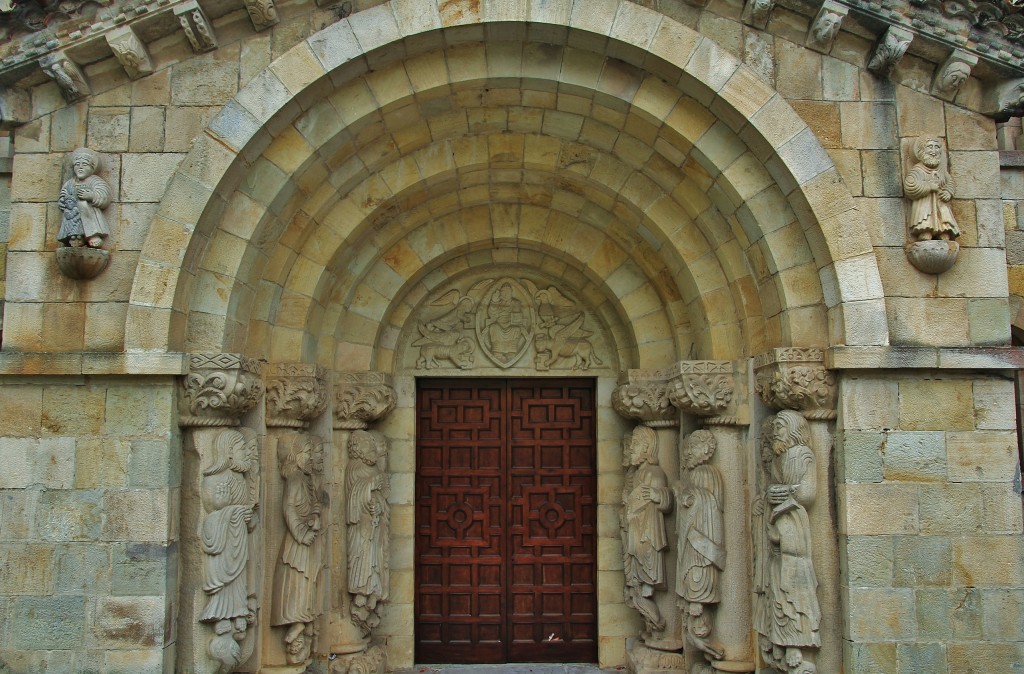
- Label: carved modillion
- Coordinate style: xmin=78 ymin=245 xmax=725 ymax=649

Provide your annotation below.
xmin=741 ymin=0 xmax=775 ymax=29
xmin=243 ymin=0 xmax=280 ymax=31
xmin=346 ymin=430 xmax=391 ymax=636
xmin=867 ymin=26 xmax=914 ymax=78
xmin=805 ymin=1 xmax=847 ymax=54
xmin=40 ymin=52 xmax=89 ymax=103
xmin=932 ymin=51 xmax=977 ymax=101
xmin=106 ymin=26 xmax=154 ymax=80
xmin=175 ymin=0 xmax=218 ymax=53
xmin=983 ymin=78 xmax=1024 ymax=121
xmin=199 ymin=427 xmax=261 ymax=673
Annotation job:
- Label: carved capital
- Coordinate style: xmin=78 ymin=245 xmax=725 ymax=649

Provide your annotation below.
xmin=106 ymin=26 xmax=153 ymax=80
xmin=265 ymin=363 xmax=329 ymax=428
xmin=868 ymin=26 xmax=914 ymax=77
xmin=806 ymin=1 xmax=847 ymax=54
xmin=612 ymin=370 xmax=677 ymax=427
xmin=333 ymin=372 xmax=397 ymax=430
xmin=180 ymin=353 xmax=266 ymax=427
xmin=244 ymin=0 xmax=279 ymax=31
xmin=40 ymin=53 xmax=89 ymax=103
xmin=174 ymin=1 xmax=217 ymax=53
xmin=667 ymin=360 xmax=736 ymax=419
xmin=754 ymin=348 xmax=836 ymax=419
xmin=932 ymin=50 xmax=977 ymax=101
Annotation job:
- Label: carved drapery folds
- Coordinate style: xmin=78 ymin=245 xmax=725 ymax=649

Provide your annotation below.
xmin=180 ymin=353 xmax=267 ymax=427
xmin=346 ymin=430 xmax=391 ymax=636
xmin=271 ymin=432 xmax=326 ymax=665
xmin=333 ymin=372 xmax=397 ymax=430
xmin=901 ymin=136 xmax=961 ymax=274
xmin=198 ymin=426 xmax=261 ymax=673
xmin=753 ymin=349 xmax=836 ymax=421
xmin=753 ymin=348 xmax=834 ymax=673
xmin=265 ymin=362 xmax=329 ymax=428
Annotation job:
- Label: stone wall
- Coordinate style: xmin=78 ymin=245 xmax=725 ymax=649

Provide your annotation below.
xmin=0 ymin=376 xmax=179 ymax=672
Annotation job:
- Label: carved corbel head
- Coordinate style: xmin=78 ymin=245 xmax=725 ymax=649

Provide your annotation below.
xmin=107 ymin=26 xmax=154 ymax=80
xmin=264 ymin=362 xmax=329 ymax=428
xmin=40 ymin=52 xmax=89 ymax=103
xmin=666 ymin=360 xmax=738 ymax=424
xmin=868 ymin=26 xmax=914 ymax=78
xmin=180 ymin=353 xmax=267 ymax=427
xmin=932 ymin=51 xmax=977 ymax=101
xmin=742 ymin=0 xmax=775 ymax=29
xmin=982 ymin=78 xmax=1024 ymax=121
xmin=753 ymin=348 xmax=836 ymax=420
xmin=333 ymin=371 xmax=396 ymax=430
xmin=806 ymin=1 xmax=848 ymax=54
xmin=611 ymin=370 xmax=677 ymax=427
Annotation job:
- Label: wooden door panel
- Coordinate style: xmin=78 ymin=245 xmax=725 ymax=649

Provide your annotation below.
xmin=415 ymin=379 xmax=596 ymax=664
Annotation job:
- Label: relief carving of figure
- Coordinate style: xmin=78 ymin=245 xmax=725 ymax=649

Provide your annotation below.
xmin=754 ymin=411 xmax=821 ymax=673
xmin=347 ymin=430 xmax=391 ymax=635
xmin=621 ymin=425 xmax=672 ymax=636
xmin=904 ymin=137 xmax=959 ymax=242
xmin=58 ymin=148 xmax=111 ymax=249
xmin=482 ymin=281 xmax=529 ymax=362
xmin=534 ymin=287 xmax=602 ymax=370
xmin=676 ymin=430 xmax=725 ymax=663
xmin=199 ymin=427 xmax=260 ymax=672
xmin=414 ymin=290 xmax=475 ymax=369
xmin=271 ymin=434 xmax=325 ymax=664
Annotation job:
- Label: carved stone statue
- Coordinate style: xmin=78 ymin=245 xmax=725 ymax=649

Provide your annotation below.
xmin=621 ymin=425 xmax=672 ymax=636
xmin=271 ymin=434 xmax=325 ymax=664
xmin=58 ymin=147 xmax=111 ymax=249
xmin=346 ymin=430 xmax=391 ymax=635
xmin=676 ymin=430 xmax=725 ymax=664
xmin=199 ymin=427 xmax=260 ymax=672
xmin=754 ymin=411 xmax=821 ymax=673
xmin=481 ymin=281 xmax=529 ymax=363
xmin=905 ymin=136 xmax=959 ymax=242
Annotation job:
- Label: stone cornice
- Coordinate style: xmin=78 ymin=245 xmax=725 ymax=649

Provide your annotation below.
xmin=826 ymin=345 xmax=1024 ymax=369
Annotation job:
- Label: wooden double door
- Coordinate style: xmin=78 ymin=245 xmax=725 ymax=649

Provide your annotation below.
xmin=415 ymin=378 xmax=598 ymax=664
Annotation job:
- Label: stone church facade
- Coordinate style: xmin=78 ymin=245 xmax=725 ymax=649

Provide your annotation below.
xmin=0 ymin=0 xmax=1022 ymax=671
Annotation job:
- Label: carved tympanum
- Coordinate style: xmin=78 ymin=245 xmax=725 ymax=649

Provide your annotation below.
xmin=198 ymin=427 xmax=260 ymax=673
xmin=903 ymin=136 xmax=961 ymax=273
xmin=753 ymin=411 xmax=821 ymax=674
xmin=676 ymin=430 xmax=725 ymax=667
xmin=271 ymin=433 xmax=325 ymax=664
xmin=621 ymin=425 xmax=672 ymax=637
xmin=346 ymin=430 xmax=391 ymax=636
xmin=411 ymin=278 xmax=603 ymax=371
xmin=180 ymin=354 xmax=267 ymax=427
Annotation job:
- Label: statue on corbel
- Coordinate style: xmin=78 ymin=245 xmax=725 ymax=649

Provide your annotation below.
xmin=55 ymin=147 xmax=112 ymax=279
xmin=902 ymin=135 xmax=961 ymax=274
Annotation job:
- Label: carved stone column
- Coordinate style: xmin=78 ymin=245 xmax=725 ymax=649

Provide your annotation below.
xmin=752 ymin=348 xmax=838 ymax=674
xmin=668 ymin=361 xmax=754 ymax=674
xmin=178 ymin=353 xmax=266 ymax=674
xmin=613 ymin=370 xmax=684 ymax=672
xmin=326 ymin=372 xmax=396 ymax=673
xmin=262 ymin=363 xmax=329 ymax=672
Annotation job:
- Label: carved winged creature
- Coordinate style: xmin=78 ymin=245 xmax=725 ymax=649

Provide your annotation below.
xmin=412 ymin=290 xmax=474 ymax=346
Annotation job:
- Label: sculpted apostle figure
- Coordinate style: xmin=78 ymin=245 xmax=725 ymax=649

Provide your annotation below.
xmin=904 ymin=136 xmax=959 ymax=242
xmin=754 ymin=411 xmax=821 ymax=673
xmin=621 ymin=425 xmax=672 ymax=635
xmin=199 ymin=427 xmax=259 ymax=671
xmin=676 ymin=430 xmax=725 ymax=662
xmin=271 ymin=434 xmax=325 ymax=664
xmin=346 ymin=429 xmax=391 ymax=635
xmin=58 ymin=148 xmax=111 ymax=249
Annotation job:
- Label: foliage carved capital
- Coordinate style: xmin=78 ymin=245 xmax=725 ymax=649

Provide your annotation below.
xmin=667 ymin=360 xmax=736 ymax=420
xmin=333 ymin=372 xmax=396 ymax=430
xmin=753 ymin=348 xmax=836 ymax=419
xmin=611 ymin=370 xmax=677 ymax=427
xmin=265 ymin=362 xmax=329 ymax=428
xmin=180 ymin=353 xmax=266 ymax=427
